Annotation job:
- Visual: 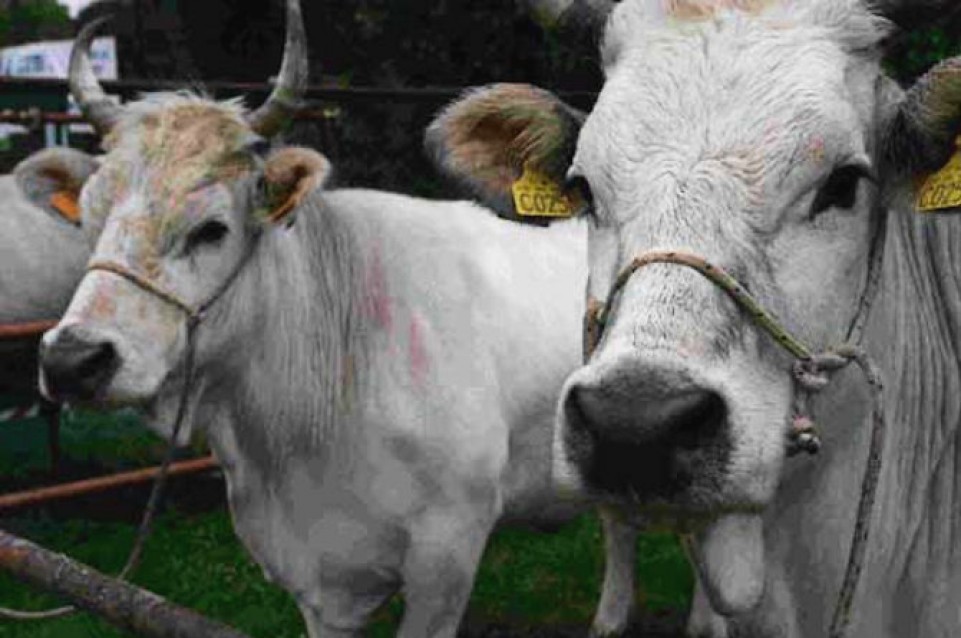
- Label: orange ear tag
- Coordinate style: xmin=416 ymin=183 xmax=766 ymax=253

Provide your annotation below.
xmin=49 ymin=191 xmax=81 ymax=223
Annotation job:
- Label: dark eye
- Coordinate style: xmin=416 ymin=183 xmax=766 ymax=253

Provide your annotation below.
xmin=249 ymin=138 xmax=271 ymax=157
xmin=810 ymin=165 xmax=870 ymax=217
xmin=185 ymin=220 xmax=229 ymax=252
xmin=564 ymin=175 xmax=595 ymax=215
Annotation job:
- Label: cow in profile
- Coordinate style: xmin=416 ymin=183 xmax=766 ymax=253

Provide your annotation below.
xmin=429 ymin=0 xmax=961 ymax=636
xmin=22 ymin=1 xmax=644 ymax=635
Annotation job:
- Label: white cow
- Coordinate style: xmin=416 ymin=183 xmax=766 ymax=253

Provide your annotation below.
xmin=429 ymin=0 xmax=961 ymax=636
xmin=0 ymin=156 xmax=92 ymax=397
xmin=23 ymin=1 xmax=642 ymax=636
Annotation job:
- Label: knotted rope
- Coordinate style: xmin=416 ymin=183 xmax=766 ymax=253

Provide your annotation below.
xmin=584 ymin=250 xmax=886 ymax=638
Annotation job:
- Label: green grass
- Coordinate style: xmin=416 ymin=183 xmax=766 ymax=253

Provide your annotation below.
xmin=0 ymin=411 xmax=693 ymax=637
xmin=0 ymin=511 xmax=691 ymax=637
xmin=0 ymin=408 xmax=166 ymax=480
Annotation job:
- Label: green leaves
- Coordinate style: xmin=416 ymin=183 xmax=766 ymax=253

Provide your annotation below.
xmin=888 ymin=25 xmax=961 ymax=83
xmin=0 ymin=0 xmax=70 ymax=47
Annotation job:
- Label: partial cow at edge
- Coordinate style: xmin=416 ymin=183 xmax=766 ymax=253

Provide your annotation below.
xmin=429 ymin=0 xmax=961 ymax=637
xmin=0 ymin=154 xmax=93 ymax=397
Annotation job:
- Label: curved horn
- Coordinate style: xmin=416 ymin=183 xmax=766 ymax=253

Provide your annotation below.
xmin=69 ymin=16 xmax=123 ymax=137
xmin=246 ymin=0 xmax=309 ymax=137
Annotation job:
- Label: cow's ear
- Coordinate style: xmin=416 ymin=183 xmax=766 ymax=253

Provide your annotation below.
xmin=259 ymin=147 xmax=332 ymax=226
xmin=884 ymin=58 xmax=961 ymax=180
xmin=425 ymin=83 xmax=586 ymax=222
xmin=13 ymin=148 xmax=100 ymax=225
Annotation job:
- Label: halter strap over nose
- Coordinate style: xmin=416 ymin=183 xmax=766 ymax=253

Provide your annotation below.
xmin=581 ymin=249 xmax=886 ymax=638
xmin=583 ymin=251 xmax=814 ymax=362
xmin=85 ymin=229 xmax=262 ymax=324
xmin=87 ymin=260 xmax=198 ymax=319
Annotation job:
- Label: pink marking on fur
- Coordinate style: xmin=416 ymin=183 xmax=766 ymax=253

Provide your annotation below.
xmin=408 ymin=316 xmax=429 ymax=385
xmin=807 ymin=135 xmax=826 ymax=164
xmin=364 ymin=248 xmax=393 ymax=331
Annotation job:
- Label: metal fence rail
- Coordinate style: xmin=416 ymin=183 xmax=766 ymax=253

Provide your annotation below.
xmin=0 ymin=77 xmax=598 ymax=109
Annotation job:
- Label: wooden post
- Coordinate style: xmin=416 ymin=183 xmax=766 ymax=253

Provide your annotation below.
xmin=0 ymin=528 xmax=253 ymax=638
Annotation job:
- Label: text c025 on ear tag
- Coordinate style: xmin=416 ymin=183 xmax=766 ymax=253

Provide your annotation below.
xmin=917 ymin=146 xmax=961 ymax=213
xmin=511 ymin=166 xmax=578 ymax=218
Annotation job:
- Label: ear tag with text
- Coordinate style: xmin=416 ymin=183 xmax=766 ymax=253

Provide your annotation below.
xmin=917 ymin=142 xmax=961 ymax=213
xmin=511 ymin=165 xmax=580 ymax=218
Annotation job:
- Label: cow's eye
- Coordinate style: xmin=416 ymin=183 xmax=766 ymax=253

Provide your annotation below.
xmin=810 ymin=165 xmax=871 ymax=217
xmin=564 ymin=174 xmax=595 ymax=217
xmin=185 ymin=220 xmax=229 ymax=252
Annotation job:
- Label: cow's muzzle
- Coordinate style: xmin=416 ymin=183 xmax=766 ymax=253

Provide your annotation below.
xmin=40 ymin=324 xmax=120 ymax=402
xmin=559 ymin=358 xmax=731 ymax=505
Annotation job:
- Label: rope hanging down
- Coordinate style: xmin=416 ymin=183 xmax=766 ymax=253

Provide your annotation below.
xmin=0 ymin=235 xmax=260 ymax=623
xmin=583 ymin=250 xmax=886 ymax=638
xmin=0 ymin=325 xmax=198 ymax=621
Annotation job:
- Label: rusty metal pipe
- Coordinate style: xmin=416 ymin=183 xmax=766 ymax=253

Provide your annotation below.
xmin=0 ymin=321 xmax=57 ymax=341
xmin=0 ymin=456 xmax=218 ymax=512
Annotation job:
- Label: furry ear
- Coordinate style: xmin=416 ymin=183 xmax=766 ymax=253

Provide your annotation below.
xmin=13 ymin=148 xmax=100 ymax=225
xmin=884 ymin=57 xmax=961 ymax=177
xmin=425 ymin=83 xmax=585 ymax=221
xmin=881 ymin=56 xmax=961 ymax=214
xmin=260 ymin=147 xmax=332 ymax=225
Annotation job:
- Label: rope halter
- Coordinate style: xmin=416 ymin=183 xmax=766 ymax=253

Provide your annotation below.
xmin=582 ymin=249 xmax=886 ymax=638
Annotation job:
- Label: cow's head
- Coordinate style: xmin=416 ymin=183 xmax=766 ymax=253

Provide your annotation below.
xmin=429 ymin=0 xmax=961 ymax=614
xmin=27 ymin=0 xmax=328 ymax=443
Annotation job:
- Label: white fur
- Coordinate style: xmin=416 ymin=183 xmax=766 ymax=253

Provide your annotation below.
xmin=552 ymin=1 xmax=960 ymax=635
xmin=40 ymin=130 xmax=642 ymax=636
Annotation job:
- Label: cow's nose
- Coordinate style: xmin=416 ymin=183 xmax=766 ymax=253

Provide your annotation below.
xmin=560 ymin=365 xmax=729 ymax=502
xmin=41 ymin=326 xmax=119 ymax=401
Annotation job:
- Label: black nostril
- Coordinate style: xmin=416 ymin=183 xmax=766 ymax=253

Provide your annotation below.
xmin=569 ymin=386 xmax=725 ymax=444
xmin=41 ymin=328 xmax=119 ymax=402
xmin=669 ymin=391 xmax=727 ymax=450
xmin=74 ymin=342 xmax=115 ymax=381
xmin=565 ymin=383 xmax=729 ymax=502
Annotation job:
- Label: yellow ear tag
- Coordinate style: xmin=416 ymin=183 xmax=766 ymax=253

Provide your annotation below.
xmin=917 ymin=143 xmax=961 ymax=213
xmin=511 ymin=165 xmax=580 ymax=218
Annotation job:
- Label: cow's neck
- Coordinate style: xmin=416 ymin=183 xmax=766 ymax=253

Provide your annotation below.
xmin=775 ymin=200 xmax=961 ymax=628
xmin=865 ymin=204 xmax=961 ymax=575
xmin=759 ymin=200 xmax=961 ymax=635
xmin=200 ymin=195 xmax=372 ymax=490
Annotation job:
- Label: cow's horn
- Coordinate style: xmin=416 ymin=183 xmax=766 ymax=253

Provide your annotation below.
xmin=69 ymin=16 xmax=123 ymax=138
xmin=522 ymin=0 xmax=615 ymax=31
xmin=246 ymin=0 xmax=309 ymax=138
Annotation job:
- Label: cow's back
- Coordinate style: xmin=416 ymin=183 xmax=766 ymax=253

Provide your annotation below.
xmin=0 ymin=175 xmax=89 ymax=397
xmin=318 ymin=189 xmax=587 ymax=525
xmin=0 ymin=175 xmax=89 ymax=324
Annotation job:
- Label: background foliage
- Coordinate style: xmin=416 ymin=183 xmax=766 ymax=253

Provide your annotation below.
xmin=0 ymin=0 xmax=70 ymax=46
xmin=4 ymin=1 xmax=961 ymax=193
